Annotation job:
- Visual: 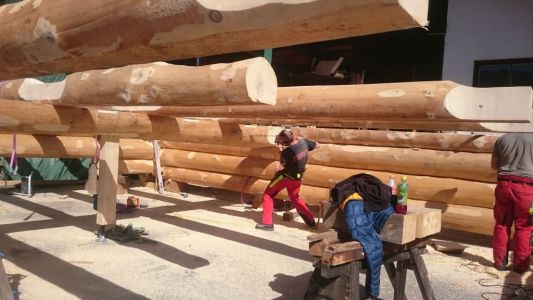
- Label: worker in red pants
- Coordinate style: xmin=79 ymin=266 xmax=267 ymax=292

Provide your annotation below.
xmin=491 ymin=133 xmax=533 ymax=273
xmin=256 ymin=129 xmax=319 ymax=231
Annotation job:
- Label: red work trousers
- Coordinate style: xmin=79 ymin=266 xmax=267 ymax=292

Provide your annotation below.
xmin=261 ymin=176 xmax=314 ymax=225
xmin=493 ymin=175 xmax=533 ymax=272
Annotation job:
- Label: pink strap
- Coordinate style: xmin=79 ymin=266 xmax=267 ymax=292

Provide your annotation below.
xmin=9 ymin=132 xmax=16 ymax=172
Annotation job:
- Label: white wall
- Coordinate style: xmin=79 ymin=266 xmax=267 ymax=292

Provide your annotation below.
xmin=442 ymin=0 xmax=533 ymax=86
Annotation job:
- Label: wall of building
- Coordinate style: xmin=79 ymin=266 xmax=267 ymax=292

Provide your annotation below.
xmin=442 ymin=0 xmax=533 ymax=85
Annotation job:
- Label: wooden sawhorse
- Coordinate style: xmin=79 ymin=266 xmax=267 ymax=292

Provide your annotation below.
xmin=305 ymin=234 xmax=435 ymax=300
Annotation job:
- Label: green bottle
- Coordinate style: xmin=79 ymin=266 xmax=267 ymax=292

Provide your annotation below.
xmin=396 ymin=176 xmax=408 ymax=214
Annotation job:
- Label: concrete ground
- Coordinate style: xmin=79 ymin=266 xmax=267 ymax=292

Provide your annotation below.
xmin=1 ymin=184 xmax=533 ymax=300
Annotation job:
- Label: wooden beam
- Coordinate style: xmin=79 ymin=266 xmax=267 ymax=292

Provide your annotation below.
xmin=159 ymin=126 xmax=500 ymax=153
xmin=0 ymin=134 xmax=153 ymax=159
xmin=96 ymin=136 xmax=119 ymax=230
xmin=321 ymin=241 xmax=364 ymax=266
xmin=0 ymin=0 xmax=428 ymax=80
xmin=0 ymin=58 xmax=277 ymax=106
xmin=140 ymin=82 xmax=533 ymax=123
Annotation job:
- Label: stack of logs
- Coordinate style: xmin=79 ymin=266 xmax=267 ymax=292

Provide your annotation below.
xmin=0 ymin=0 xmax=532 ymax=236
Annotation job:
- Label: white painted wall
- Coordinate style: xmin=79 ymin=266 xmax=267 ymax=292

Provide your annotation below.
xmin=442 ymin=0 xmax=533 ymax=86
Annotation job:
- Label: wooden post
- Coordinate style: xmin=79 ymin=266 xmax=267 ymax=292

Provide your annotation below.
xmin=96 ymin=136 xmax=119 ymax=230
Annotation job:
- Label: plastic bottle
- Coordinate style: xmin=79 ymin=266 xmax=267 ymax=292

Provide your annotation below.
xmin=396 ymin=176 xmax=409 ymax=214
xmin=387 ymin=175 xmax=398 ymax=206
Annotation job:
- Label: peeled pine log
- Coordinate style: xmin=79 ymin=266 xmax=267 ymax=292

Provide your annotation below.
xmin=163 ymin=167 xmax=329 ymax=206
xmin=0 ymin=134 xmax=153 ymax=159
xmin=159 ymin=148 xmax=496 ymax=208
xmin=163 ymin=167 xmax=493 ymax=236
xmin=119 ymin=160 xmax=154 ymax=174
xmin=0 ymin=0 xmax=427 ymax=80
xmin=160 ymin=124 xmax=499 ymax=153
xmin=0 ymin=100 xmax=242 ymax=140
xmin=0 ymin=58 xmax=276 ymax=106
xmin=149 ymin=82 xmax=533 ymax=122
xmin=159 ymin=141 xmax=495 ymax=183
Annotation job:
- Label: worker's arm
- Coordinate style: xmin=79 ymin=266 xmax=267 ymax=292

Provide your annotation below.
xmin=491 ymin=154 xmax=499 ymax=171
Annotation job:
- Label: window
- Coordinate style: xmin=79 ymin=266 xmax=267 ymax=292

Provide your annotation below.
xmin=474 ymin=59 xmax=533 ymax=88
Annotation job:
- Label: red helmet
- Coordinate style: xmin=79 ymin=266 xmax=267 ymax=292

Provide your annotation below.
xmin=275 ymin=129 xmax=294 ymax=146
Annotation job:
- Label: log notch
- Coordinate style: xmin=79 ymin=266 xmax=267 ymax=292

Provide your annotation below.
xmin=159 ymin=148 xmax=496 ymax=208
xmin=96 ymin=136 xmax=119 ymax=230
xmin=0 ymin=58 xmax=277 ymax=106
xmin=0 ymin=0 xmax=428 ymax=79
xmin=0 ymin=134 xmax=153 ymax=159
xmin=147 ymin=82 xmax=533 ymax=123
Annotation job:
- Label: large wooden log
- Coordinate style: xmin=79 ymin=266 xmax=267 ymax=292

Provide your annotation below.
xmin=162 ymin=167 xmax=493 ymax=236
xmin=139 ymin=82 xmax=533 ymax=122
xmin=163 ymin=166 xmax=329 ymax=206
xmin=0 ymin=134 xmax=153 ymax=159
xmin=159 ymin=142 xmax=495 ymax=183
xmin=160 ymin=125 xmax=499 ymax=153
xmin=159 ymin=148 xmax=496 ymax=208
xmin=0 ymin=58 xmax=277 ymax=105
xmin=119 ymin=160 xmax=154 ymax=175
xmin=0 ymin=0 xmax=427 ymax=80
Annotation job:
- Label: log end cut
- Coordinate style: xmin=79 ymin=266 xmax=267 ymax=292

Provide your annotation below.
xmin=245 ymin=57 xmax=277 ymax=105
xmin=445 ymin=85 xmax=533 ymax=123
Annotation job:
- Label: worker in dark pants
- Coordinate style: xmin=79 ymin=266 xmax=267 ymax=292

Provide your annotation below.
xmin=331 ymin=173 xmax=394 ymax=300
xmin=491 ymin=133 xmax=533 ymax=273
xmin=256 ymin=129 xmax=319 ymax=231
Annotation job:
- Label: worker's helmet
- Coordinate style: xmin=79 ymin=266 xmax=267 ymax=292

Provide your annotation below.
xmin=275 ymin=129 xmax=294 ymax=146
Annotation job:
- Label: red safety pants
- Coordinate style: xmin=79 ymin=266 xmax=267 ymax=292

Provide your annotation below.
xmin=493 ymin=175 xmax=533 ymax=272
xmin=261 ymin=175 xmax=314 ymax=225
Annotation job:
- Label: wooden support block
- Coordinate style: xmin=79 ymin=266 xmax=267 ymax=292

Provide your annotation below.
xmin=283 ymin=211 xmax=297 ymax=222
xmin=321 ymin=241 xmax=364 ymax=266
xmin=96 ymin=136 xmax=119 ymax=230
xmin=252 ymin=193 xmax=263 ymax=209
xmin=164 ymin=180 xmax=188 ymax=194
xmin=380 ymin=213 xmax=418 ymax=245
xmin=409 ymin=207 xmax=442 ymax=238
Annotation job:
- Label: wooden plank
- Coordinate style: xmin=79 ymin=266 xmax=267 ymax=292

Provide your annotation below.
xmin=380 ymin=213 xmax=418 ymax=245
xmin=309 ymin=237 xmax=339 ymax=257
xmin=348 ymin=261 xmax=361 ymax=300
xmin=321 ymin=241 xmax=364 ymax=266
xmin=96 ymin=136 xmax=119 ymax=230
